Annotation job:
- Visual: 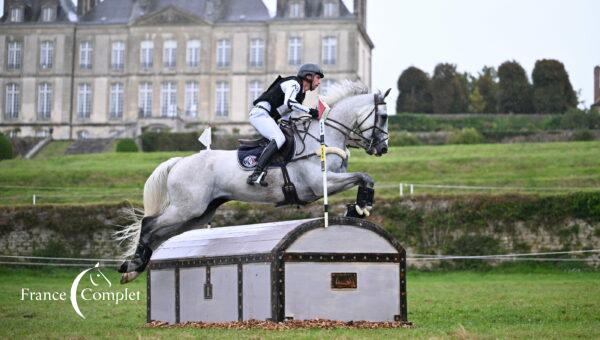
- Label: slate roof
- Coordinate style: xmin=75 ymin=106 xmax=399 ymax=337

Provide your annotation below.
xmin=79 ymin=0 xmax=270 ymax=24
xmin=1 ymin=0 xmax=74 ymax=24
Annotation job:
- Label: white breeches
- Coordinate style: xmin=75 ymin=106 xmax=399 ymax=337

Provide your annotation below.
xmin=249 ymin=105 xmax=286 ymax=149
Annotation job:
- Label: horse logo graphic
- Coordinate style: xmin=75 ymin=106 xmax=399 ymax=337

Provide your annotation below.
xmin=70 ymin=262 xmax=111 ymax=319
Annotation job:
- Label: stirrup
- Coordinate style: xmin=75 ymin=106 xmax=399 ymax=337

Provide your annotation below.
xmin=247 ymin=170 xmax=268 ymax=187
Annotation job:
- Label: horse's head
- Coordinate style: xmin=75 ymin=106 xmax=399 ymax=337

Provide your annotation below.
xmin=349 ymin=88 xmax=390 ymax=156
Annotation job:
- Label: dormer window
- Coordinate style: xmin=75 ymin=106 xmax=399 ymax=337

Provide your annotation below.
xmin=289 ymin=2 xmax=303 ymax=18
xmin=323 ymin=2 xmax=337 ymax=17
xmin=42 ymin=7 xmax=54 ymax=22
xmin=9 ymin=7 xmax=23 ymax=22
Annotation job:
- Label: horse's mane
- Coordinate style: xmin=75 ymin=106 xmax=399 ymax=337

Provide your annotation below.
xmin=322 ymin=80 xmax=369 ymax=107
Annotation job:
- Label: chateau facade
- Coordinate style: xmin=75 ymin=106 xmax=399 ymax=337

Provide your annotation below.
xmin=0 ymin=0 xmax=372 ymax=139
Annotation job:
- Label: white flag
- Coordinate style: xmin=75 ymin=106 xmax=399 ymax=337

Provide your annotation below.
xmin=198 ymin=127 xmax=211 ymax=150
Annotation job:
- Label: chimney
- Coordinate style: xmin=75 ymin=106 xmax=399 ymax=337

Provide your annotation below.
xmin=276 ymin=0 xmax=287 ymax=18
xmin=354 ymin=0 xmax=366 ymax=28
xmin=594 ymin=66 xmax=600 ymax=105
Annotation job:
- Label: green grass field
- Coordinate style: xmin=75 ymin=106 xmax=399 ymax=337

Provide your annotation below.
xmin=1 ymin=266 xmax=599 ymax=339
xmin=1 ymin=141 xmax=599 ymax=205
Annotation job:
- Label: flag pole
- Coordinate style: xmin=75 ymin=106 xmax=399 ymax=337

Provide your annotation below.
xmin=318 ymin=97 xmax=331 ymax=228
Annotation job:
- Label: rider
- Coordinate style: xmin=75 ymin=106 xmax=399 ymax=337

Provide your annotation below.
xmin=246 ymin=63 xmax=324 ymax=186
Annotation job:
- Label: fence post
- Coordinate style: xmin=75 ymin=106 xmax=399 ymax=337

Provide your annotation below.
xmin=410 ymin=184 xmax=414 ymax=195
xmin=399 ymin=183 xmax=404 ymax=197
xmin=33 ymin=194 xmax=36 ymax=205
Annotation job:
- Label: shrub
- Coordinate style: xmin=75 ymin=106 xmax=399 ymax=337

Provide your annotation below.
xmin=572 ymin=129 xmax=594 ymax=141
xmin=116 ymin=138 xmax=139 ymax=152
xmin=0 ymin=132 xmax=13 ymax=160
xmin=389 ymin=131 xmax=422 ymax=146
xmin=448 ymin=128 xmax=485 ymax=144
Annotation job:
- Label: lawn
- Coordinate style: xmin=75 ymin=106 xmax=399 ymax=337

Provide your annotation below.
xmin=1 ymin=141 xmax=599 ymax=205
xmin=1 ymin=266 xmax=599 ymax=339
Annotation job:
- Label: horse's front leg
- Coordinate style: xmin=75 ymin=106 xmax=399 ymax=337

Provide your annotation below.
xmin=326 ymin=172 xmax=375 ymax=218
xmin=326 ymin=171 xmax=374 ymax=195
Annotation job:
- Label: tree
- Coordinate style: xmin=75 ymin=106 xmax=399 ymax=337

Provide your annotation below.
xmin=497 ymin=61 xmax=533 ymax=113
xmin=531 ymin=59 xmax=578 ymax=113
xmin=0 ymin=132 xmax=13 ymax=161
xmin=476 ymin=66 xmax=498 ymax=113
xmin=396 ymin=66 xmax=433 ymax=113
xmin=469 ymin=86 xmax=486 ymax=113
xmin=431 ymin=63 xmax=469 ymax=113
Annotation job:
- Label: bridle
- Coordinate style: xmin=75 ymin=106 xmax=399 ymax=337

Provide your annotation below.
xmin=324 ymin=93 xmax=389 ymax=151
xmin=287 ymin=93 xmax=388 ymax=157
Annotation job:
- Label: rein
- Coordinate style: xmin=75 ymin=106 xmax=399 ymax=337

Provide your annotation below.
xmin=284 ymin=93 xmax=388 ymax=163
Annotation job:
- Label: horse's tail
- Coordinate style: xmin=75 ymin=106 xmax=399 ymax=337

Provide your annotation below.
xmin=114 ymin=157 xmax=182 ymax=258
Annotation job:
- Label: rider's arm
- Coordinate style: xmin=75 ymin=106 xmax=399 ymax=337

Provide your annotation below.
xmin=281 ymin=80 xmax=311 ymax=114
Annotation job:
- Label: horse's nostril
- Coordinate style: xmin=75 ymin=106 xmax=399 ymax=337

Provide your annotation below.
xmin=382 ymin=147 xmax=388 ymax=154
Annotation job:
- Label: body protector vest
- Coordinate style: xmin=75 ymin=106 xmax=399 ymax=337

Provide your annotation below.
xmin=253 ymin=76 xmax=307 ymax=120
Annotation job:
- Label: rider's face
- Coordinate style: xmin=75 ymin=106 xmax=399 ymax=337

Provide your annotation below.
xmin=312 ymin=75 xmax=321 ymax=89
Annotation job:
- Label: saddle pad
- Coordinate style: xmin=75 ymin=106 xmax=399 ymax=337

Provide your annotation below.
xmin=237 ymin=140 xmax=295 ymax=171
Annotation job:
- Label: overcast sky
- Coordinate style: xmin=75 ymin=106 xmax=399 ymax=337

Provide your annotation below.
xmin=3 ymin=0 xmax=597 ymax=108
xmin=365 ymin=0 xmax=599 ymax=109
xmin=268 ymin=0 xmax=599 ymax=109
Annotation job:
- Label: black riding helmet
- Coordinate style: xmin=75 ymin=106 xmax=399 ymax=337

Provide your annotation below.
xmin=297 ymin=63 xmax=325 ymax=79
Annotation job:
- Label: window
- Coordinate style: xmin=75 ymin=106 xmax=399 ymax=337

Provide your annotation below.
xmin=320 ymin=79 xmax=336 ymax=96
xmin=40 ymin=41 xmax=54 ymax=69
xmin=77 ymin=83 xmax=92 ymax=118
xmin=184 ymin=81 xmax=199 ymax=117
xmin=42 ymin=7 xmax=54 ymax=22
xmin=248 ymin=80 xmax=263 ymax=109
xmin=289 ymin=2 xmax=302 ymax=18
xmin=140 ymin=40 xmax=153 ymax=69
xmin=109 ymin=83 xmax=124 ymax=119
xmin=9 ymin=7 xmax=23 ymax=22
xmin=323 ymin=2 xmax=336 ymax=17
xmin=322 ymin=36 xmax=337 ymax=65
xmin=161 ymin=82 xmax=177 ymax=117
xmin=216 ymin=39 xmax=231 ymax=68
xmin=37 ymin=83 xmax=52 ymax=120
xmin=79 ymin=41 xmax=93 ymax=69
xmin=138 ymin=82 xmax=152 ymax=118
xmin=249 ymin=39 xmax=264 ymax=67
xmin=4 ymin=84 xmax=20 ymax=120
xmin=288 ymin=37 xmax=302 ymax=65
xmin=111 ymin=41 xmax=125 ymax=70
xmin=215 ymin=81 xmax=229 ymax=117
xmin=163 ymin=40 xmax=177 ymax=68
xmin=7 ymin=41 xmax=22 ymax=69
xmin=186 ymin=40 xmax=200 ymax=68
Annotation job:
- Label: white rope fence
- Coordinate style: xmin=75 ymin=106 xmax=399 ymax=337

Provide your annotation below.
xmin=0 ymin=250 xmax=598 ymax=268
xmin=375 ymin=183 xmax=599 ymax=197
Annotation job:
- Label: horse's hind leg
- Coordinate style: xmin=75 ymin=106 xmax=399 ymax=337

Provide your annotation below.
xmin=119 ymin=198 xmax=228 ymax=284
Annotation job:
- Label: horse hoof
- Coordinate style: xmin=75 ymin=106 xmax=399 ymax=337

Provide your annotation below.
xmin=120 ymin=272 xmax=140 ymax=284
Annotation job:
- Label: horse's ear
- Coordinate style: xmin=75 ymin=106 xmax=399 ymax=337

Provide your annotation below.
xmin=384 ymin=88 xmax=391 ymax=99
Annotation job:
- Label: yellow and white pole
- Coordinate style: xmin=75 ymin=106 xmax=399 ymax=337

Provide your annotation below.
xmin=318 ymin=97 xmax=331 ymax=228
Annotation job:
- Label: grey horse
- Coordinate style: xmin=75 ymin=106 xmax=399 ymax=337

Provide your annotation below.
xmin=117 ymin=81 xmax=391 ymax=284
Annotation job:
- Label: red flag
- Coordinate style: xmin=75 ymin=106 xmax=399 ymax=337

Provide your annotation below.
xmin=317 ymin=98 xmax=330 ymax=120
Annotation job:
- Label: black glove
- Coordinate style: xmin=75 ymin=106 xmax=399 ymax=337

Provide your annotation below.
xmin=308 ymin=108 xmax=319 ymax=119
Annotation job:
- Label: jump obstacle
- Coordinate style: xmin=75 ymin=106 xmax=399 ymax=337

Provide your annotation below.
xmin=147 ymin=217 xmax=407 ymax=323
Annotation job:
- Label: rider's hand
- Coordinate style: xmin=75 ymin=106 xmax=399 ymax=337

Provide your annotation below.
xmin=309 ymin=108 xmax=319 ymax=119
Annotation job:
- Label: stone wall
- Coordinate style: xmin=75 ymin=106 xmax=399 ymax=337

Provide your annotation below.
xmin=1 ymin=193 xmax=599 ymax=261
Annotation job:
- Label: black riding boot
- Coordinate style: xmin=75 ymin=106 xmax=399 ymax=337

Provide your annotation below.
xmin=247 ymin=139 xmax=279 ymax=186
